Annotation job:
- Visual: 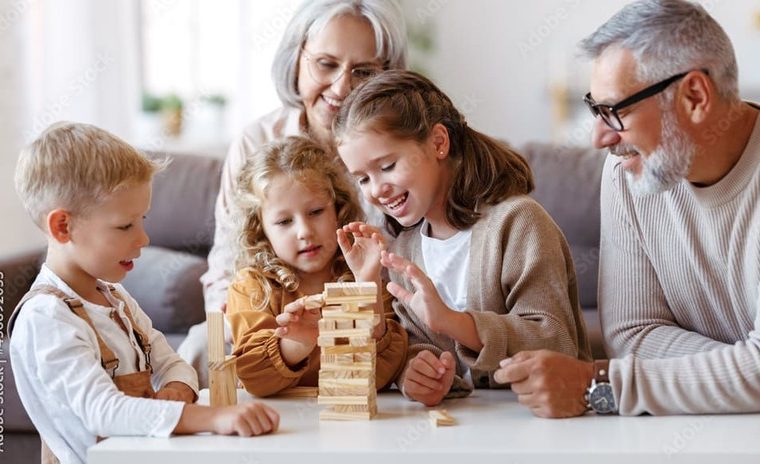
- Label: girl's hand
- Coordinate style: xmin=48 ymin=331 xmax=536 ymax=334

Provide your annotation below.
xmin=273 ymin=298 xmax=320 ymax=346
xmin=380 ymin=251 xmax=454 ymax=334
xmin=399 ymin=350 xmax=456 ymax=407
xmin=337 ymin=222 xmax=386 ymax=283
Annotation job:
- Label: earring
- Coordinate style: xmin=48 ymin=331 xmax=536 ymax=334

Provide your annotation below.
xmin=439 ymin=151 xmax=444 ymax=155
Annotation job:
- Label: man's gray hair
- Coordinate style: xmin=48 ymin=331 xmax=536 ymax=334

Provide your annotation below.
xmin=272 ymin=0 xmax=408 ymax=109
xmin=579 ymin=0 xmax=739 ymax=103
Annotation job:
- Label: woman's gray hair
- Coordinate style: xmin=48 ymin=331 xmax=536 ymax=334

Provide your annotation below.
xmin=272 ymin=0 xmax=408 ymax=109
xmin=579 ymin=0 xmax=739 ymax=104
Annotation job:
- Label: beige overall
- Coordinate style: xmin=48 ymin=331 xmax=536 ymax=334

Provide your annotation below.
xmin=10 ymin=284 xmax=155 ymax=464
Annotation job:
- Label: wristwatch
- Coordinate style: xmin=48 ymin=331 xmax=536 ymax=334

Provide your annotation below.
xmin=586 ymin=359 xmax=618 ymax=414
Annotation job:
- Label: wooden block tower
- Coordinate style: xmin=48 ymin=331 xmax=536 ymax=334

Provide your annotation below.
xmin=317 ymin=282 xmax=379 ymax=420
xmin=207 ymin=312 xmax=237 ymax=407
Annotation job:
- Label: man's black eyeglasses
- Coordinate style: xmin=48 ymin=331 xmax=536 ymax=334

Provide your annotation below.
xmin=583 ymin=70 xmax=708 ymax=131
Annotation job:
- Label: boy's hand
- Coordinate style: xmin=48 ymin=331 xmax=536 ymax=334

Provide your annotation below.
xmin=400 ymin=350 xmax=456 ymax=407
xmin=381 ymin=251 xmax=454 ymax=334
xmin=155 ymin=381 xmax=196 ymax=403
xmin=211 ymin=402 xmax=280 ymax=436
xmin=338 ymin=222 xmax=385 ymax=283
xmin=274 ymin=298 xmax=320 ymax=346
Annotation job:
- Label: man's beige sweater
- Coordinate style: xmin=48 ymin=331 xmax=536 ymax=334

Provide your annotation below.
xmin=601 ymin=110 xmax=760 ymax=415
xmin=389 ymin=196 xmax=592 ymax=394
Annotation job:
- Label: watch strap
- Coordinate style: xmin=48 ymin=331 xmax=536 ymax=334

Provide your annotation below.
xmin=593 ymin=359 xmax=610 ymax=383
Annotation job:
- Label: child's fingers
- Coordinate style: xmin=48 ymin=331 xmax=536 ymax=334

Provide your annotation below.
xmin=405 ymin=376 xmax=444 ymax=396
xmin=370 ymin=232 xmax=387 ymax=250
xmin=336 ymin=229 xmax=351 ymax=253
xmin=406 ymin=264 xmax=434 ymax=292
xmin=282 ymin=298 xmax=306 ymax=316
xmin=273 ymin=327 xmax=288 ymax=338
xmin=380 ymin=251 xmax=406 ymax=272
xmin=264 ymin=406 xmax=280 ymax=432
xmin=252 ymin=406 xmax=275 ymax=433
xmin=275 ymin=312 xmax=298 ymax=326
xmin=412 ymin=350 xmax=447 ymax=377
xmin=406 ymin=366 xmax=446 ymax=390
xmin=439 ymin=351 xmax=456 ymax=370
xmin=386 ymin=282 xmax=413 ymax=306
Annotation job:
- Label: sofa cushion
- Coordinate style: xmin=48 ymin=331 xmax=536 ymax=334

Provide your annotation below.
xmin=519 ymin=143 xmax=605 ymax=309
xmin=121 ymin=246 xmax=208 ymax=334
xmin=144 ymin=152 xmax=223 ymax=256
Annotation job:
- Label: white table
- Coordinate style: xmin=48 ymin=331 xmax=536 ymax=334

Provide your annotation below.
xmin=88 ymin=389 xmax=760 ymax=464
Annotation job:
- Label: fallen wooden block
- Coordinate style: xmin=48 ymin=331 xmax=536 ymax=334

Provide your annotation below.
xmin=429 ymin=409 xmax=456 ymax=427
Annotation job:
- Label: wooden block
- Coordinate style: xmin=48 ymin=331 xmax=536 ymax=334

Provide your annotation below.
xmin=323 ymin=295 xmax=376 ymax=306
xmin=429 ymin=409 xmax=456 ymax=427
xmin=303 ymin=293 xmax=325 ymax=309
xmin=208 ymin=355 xmax=236 ymax=371
xmin=317 ymin=395 xmax=370 ymax=406
xmin=207 ymin=312 xmax=226 ymax=363
xmin=319 ymin=378 xmax=370 ymax=396
xmin=322 ymin=344 xmax=374 ymax=355
xmin=319 ymin=328 xmax=372 ymax=338
xmin=336 ymin=319 xmax=355 ymax=330
xmin=318 ymin=319 xmax=337 ymax=330
xmin=324 ymin=282 xmax=377 ymax=297
xmin=274 ymin=386 xmax=319 ymax=398
xmin=319 ymin=408 xmax=373 ymax=421
xmin=349 ymin=336 xmax=371 ymax=346
xmin=354 ymin=316 xmax=379 ymax=329
xmin=321 ymin=309 xmax=374 ymax=320
xmin=320 ymin=352 xmax=364 ymax=367
xmin=319 ymin=361 xmax=373 ymax=372
xmin=209 ymin=355 xmax=237 ymax=407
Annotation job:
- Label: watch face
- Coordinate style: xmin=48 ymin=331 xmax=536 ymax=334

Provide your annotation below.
xmin=589 ymin=383 xmax=617 ymax=414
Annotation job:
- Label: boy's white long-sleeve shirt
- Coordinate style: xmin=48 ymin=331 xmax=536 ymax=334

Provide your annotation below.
xmin=9 ymin=265 xmax=199 ymax=464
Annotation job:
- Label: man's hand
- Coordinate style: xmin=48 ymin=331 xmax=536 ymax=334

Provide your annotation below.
xmin=493 ymin=350 xmax=594 ymax=418
xmin=400 ymin=350 xmax=456 ymax=407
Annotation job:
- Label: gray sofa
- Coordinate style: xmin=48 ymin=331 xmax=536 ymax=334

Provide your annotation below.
xmin=0 ymin=143 xmax=605 ymax=462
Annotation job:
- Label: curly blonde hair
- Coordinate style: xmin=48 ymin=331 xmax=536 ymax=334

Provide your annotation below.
xmin=233 ymin=136 xmax=364 ymax=311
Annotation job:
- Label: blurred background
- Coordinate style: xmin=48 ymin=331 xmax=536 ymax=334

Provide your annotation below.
xmin=2 ymin=0 xmax=759 ymax=255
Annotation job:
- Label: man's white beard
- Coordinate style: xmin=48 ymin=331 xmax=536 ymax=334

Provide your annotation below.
xmin=626 ymin=109 xmax=696 ymax=197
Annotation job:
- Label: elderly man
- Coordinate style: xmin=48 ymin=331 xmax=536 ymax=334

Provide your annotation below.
xmin=495 ymin=0 xmax=760 ymax=417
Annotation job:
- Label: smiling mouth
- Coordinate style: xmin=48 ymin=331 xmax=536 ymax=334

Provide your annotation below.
xmin=298 ymin=245 xmax=322 ymax=255
xmin=322 ymin=95 xmax=342 ymax=109
xmin=382 ymin=192 xmax=408 ymax=211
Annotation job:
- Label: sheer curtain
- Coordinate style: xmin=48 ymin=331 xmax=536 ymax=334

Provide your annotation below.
xmin=1 ymin=0 xmax=140 ymax=255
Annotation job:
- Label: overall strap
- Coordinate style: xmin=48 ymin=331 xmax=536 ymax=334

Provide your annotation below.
xmin=9 ymin=284 xmax=121 ymax=377
xmin=108 ymin=285 xmax=153 ymax=373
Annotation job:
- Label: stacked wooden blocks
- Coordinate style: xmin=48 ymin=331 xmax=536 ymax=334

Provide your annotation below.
xmin=317 ymin=282 xmax=379 ymax=421
xmin=207 ymin=311 xmax=237 ymax=407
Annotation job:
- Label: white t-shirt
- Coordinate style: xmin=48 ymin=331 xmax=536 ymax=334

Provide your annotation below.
xmin=420 ymin=220 xmax=472 ymax=311
xmin=9 ymin=265 xmax=198 ymax=464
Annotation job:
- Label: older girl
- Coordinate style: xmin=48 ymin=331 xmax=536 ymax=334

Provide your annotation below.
xmin=335 ymin=70 xmax=591 ymax=406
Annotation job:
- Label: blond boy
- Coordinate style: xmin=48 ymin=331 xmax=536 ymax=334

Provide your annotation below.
xmin=10 ymin=122 xmax=278 ymax=464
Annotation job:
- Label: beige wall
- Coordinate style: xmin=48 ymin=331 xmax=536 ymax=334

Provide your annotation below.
xmin=403 ymin=0 xmax=760 ymax=147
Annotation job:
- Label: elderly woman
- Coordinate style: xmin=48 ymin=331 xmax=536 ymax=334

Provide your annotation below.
xmin=178 ymin=0 xmax=408 ymax=386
